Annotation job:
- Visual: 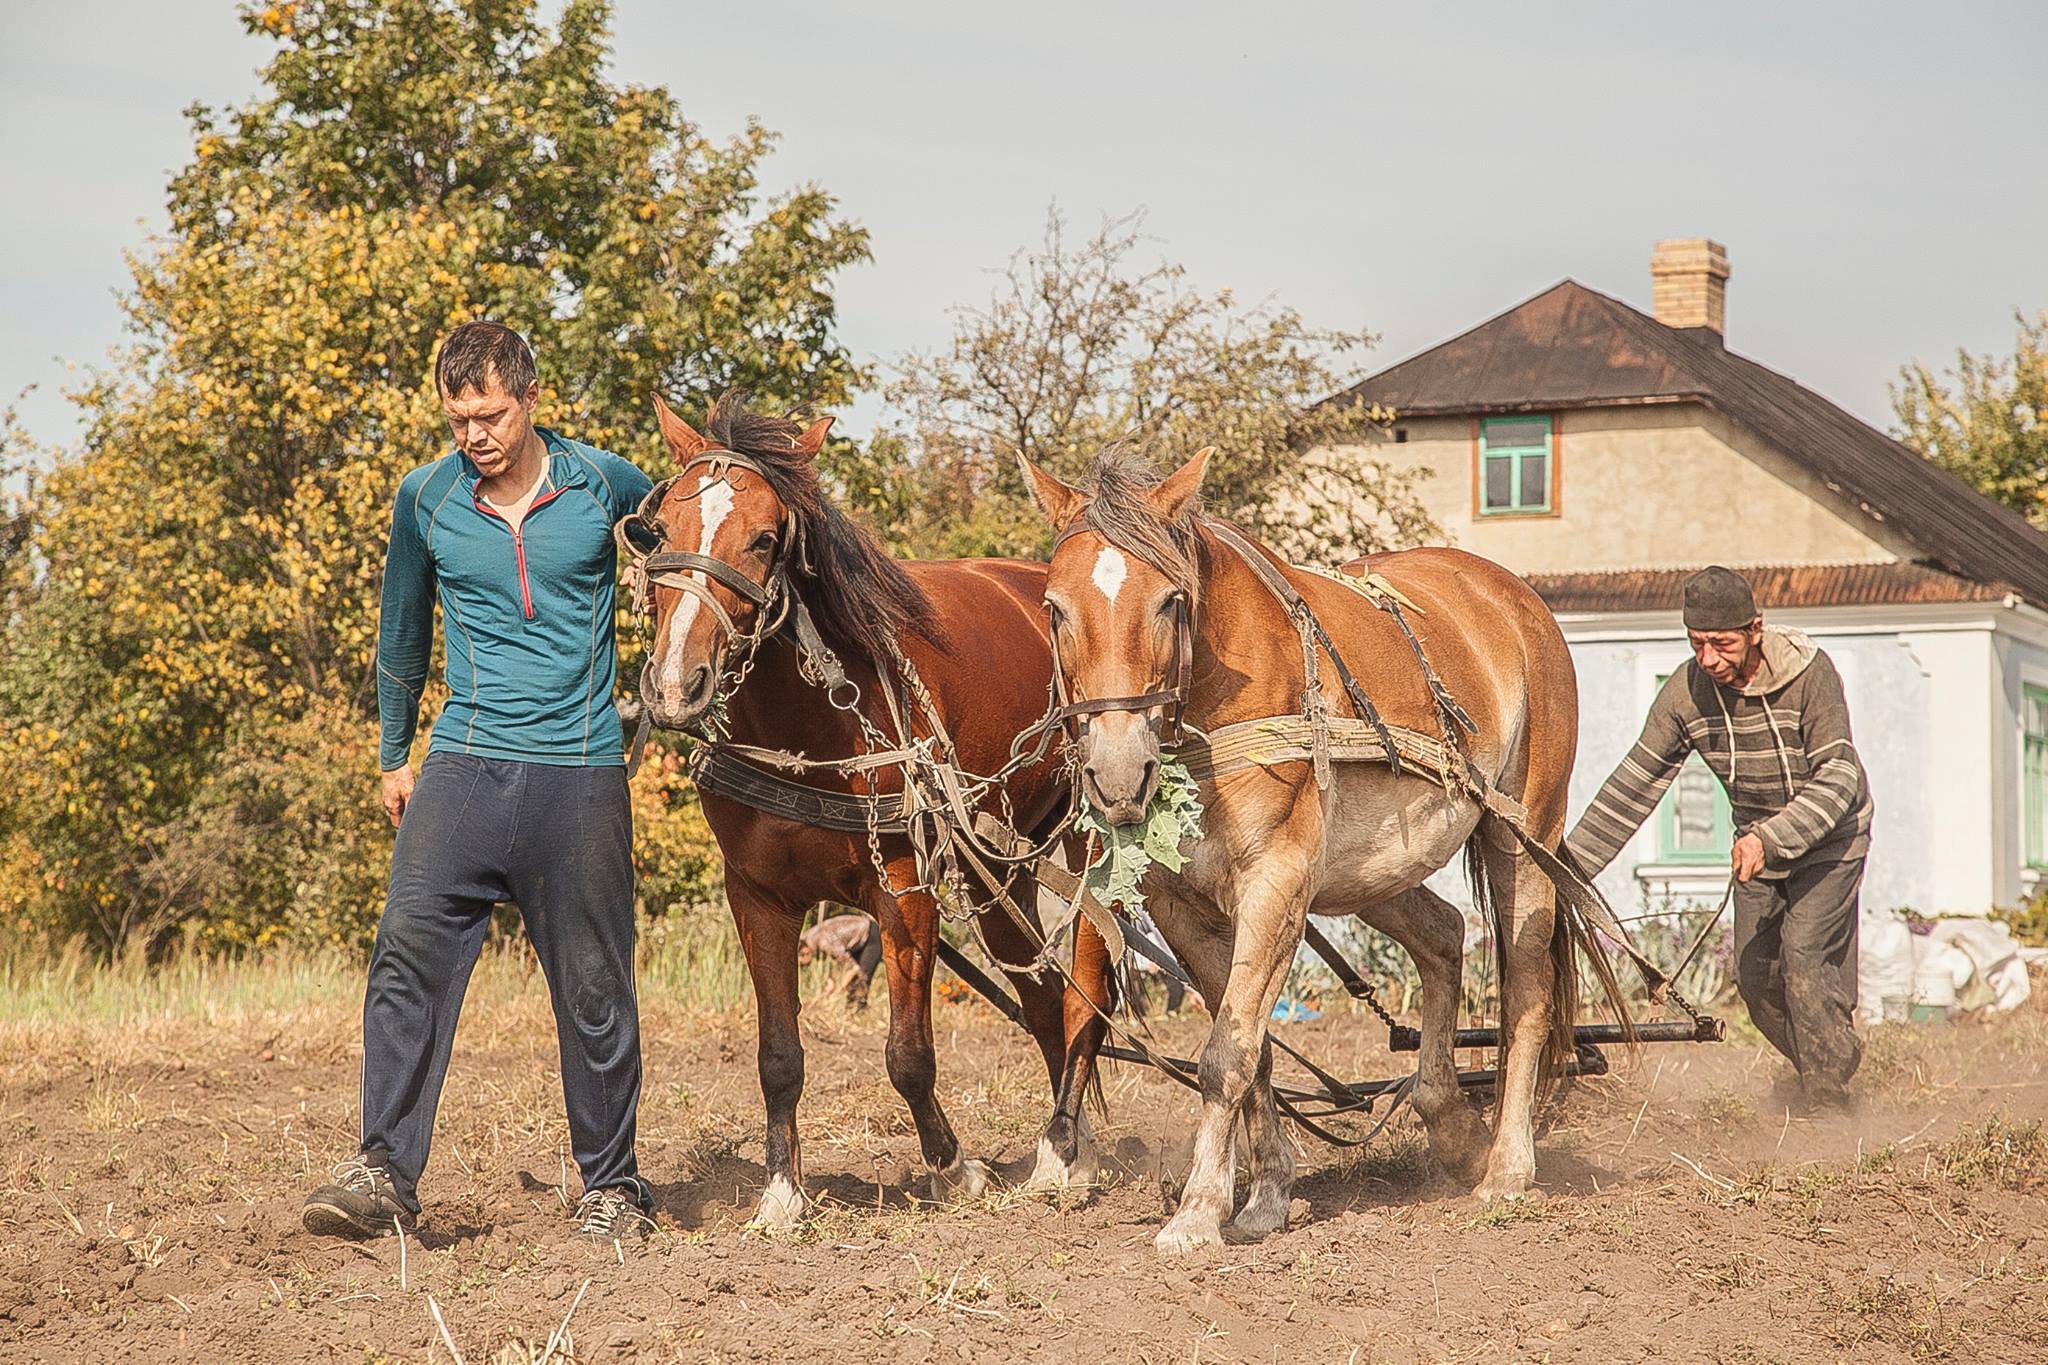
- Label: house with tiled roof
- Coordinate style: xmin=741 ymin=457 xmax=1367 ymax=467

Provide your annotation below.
xmin=1335 ymin=240 xmax=2048 ymax=916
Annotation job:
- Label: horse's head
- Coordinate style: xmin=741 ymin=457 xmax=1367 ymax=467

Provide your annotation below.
xmin=633 ymin=394 xmax=832 ymax=730
xmin=1022 ymin=447 xmax=1212 ymax=827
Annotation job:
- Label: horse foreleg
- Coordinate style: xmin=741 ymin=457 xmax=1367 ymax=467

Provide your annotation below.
xmin=1475 ymin=838 xmax=1558 ymax=1204
xmin=730 ymin=879 xmax=810 ymax=1233
xmin=1229 ymin=1036 xmax=1296 ymax=1239
xmin=1157 ymin=871 xmax=1309 ymax=1254
xmin=1362 ymin=888 xmax=1492 ymax=1180
xmin=869 ymin=862 xmax=987 ymax=1207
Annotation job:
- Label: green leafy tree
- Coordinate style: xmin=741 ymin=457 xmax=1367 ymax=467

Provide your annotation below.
xmin=849 ymin=210 xmax=1434 ymax=561
xmin=1 ymin=0 xmax=863 ymax=954
xmin=1892 ymin=309 xmax=2048 ymax=530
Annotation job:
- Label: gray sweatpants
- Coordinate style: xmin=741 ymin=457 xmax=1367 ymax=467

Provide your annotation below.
xmin=1733 ymin=856 xmax=1864 ymax=1091
xmin=360 ymin=753 xmax=648 ymax=1213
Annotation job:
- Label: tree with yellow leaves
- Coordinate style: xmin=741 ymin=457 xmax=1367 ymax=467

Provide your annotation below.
xmin=1 ymin=0 xmax=864 ymax=953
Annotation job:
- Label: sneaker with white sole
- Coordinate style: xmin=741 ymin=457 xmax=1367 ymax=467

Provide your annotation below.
xmin=302 ymin=1151 xmax=415 ymax=1239
xmin=574 ymin=1187 xmax=655 ymax=1241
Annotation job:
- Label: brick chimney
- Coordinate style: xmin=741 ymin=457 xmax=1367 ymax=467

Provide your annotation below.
xmin=1650 ymin=238 xmax=1730 ymax=337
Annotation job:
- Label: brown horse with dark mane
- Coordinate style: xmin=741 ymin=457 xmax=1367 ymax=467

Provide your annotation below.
xmin=633 ymin=392 xmax=1110 ymax=1230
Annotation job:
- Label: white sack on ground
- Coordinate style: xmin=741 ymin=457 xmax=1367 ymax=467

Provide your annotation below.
xmin=1927 ymin=917 xmax=2032 ymax=1014
xmin=1858 ymin=910 xmax=1916 ymax=1025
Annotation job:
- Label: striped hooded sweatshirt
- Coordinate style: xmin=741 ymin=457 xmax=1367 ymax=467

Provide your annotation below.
xmin=1565 ymin=627 xmax=1872 ymax=879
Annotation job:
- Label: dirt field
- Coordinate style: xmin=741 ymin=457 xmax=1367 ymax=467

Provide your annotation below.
xmin=2 ymin=950 xmax=2044 ymax=1364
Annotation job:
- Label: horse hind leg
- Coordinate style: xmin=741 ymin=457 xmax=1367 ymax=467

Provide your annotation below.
xmin=1359 ymin=887 xmax=1492 ymax=1181
xmin=1472 ymin=828 xmax=1559 ymax=1204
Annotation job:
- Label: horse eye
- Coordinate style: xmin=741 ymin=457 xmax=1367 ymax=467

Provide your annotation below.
xmin=751 ymin=530 xmax=778 ymax=554
xmin=625 ymin=517 xmax=664 ymax=553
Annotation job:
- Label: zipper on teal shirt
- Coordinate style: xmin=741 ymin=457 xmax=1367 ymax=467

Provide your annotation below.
xmin=474 ymin=485 xmax=568 ymax=620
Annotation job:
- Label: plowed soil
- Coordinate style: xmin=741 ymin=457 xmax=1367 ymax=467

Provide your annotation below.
xmin=3 ymin=955 xmax=2044 ymax=1363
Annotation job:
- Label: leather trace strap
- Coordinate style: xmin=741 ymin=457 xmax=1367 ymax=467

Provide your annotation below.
xmin=1201 ymin=519 xmax=1407 ymax=771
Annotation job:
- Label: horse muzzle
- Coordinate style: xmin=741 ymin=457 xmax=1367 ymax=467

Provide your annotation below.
xmin=1078 ymin=717 xmax=1163 ymax=827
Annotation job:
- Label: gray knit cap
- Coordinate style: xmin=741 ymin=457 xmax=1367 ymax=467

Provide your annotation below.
xmin=1682 ymin=566 xmax=1758 ymax=631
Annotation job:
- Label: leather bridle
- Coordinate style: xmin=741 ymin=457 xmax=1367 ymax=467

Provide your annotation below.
xmin=1046 ymin=518 xmax=1195 ymax=748
xmin=615 ymin=448 xmax=801 ymax=696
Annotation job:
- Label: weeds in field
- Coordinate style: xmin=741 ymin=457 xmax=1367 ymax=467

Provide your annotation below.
xmin=1935 ymin=1115 xmax=2046 ymax=1190
xmin=1816 ymin=1273 xmax=1963 ymax=1359
xmin=1466 ymin=1197 xmax=1546 ymax=1229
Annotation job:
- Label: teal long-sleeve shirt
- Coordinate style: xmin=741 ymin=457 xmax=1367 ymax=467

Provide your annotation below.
xmin=376 ymin=429 xmax=655 ymax=769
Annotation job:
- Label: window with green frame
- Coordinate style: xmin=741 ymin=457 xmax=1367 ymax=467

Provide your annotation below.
xmin=1479 ymin=415 xmax=1552 ymax=515
xmin=2025 ymin=685 xmax=2048 ymax=869
xmin=1654 ymin=671 xmax=1732 ymax=862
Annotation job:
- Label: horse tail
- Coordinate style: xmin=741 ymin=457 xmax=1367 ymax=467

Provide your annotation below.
xmin=1554 ymin=841 xmax=1636 ymax=1066
xmin=1462 ymin=832 xmax=1505 ymax=1068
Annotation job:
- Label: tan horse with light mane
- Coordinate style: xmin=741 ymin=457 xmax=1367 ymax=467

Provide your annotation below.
xmin=1023 ymin=447 xmax=1617 ymax=1254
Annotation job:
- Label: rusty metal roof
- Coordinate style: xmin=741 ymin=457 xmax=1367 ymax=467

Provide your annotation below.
xmin=1524 ymin=562 xmax=2013 ymax=614
xmin=1337 ymin=281 xmax=2048 ymax=607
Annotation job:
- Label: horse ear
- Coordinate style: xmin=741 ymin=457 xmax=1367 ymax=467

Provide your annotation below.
xmin=1148 ymin=447 xmax=1213 ymax=524
xmin=652 ymin=393 xmax=713 ymax=460
xmin=1019 ymin=455 xmax=1084 ymax=528
xmin=793 ymin=416 xmax=834 ymax=459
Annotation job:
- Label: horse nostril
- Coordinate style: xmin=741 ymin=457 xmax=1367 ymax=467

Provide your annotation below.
xmin=682 ymin=664 xmax=712 ymax=711
xmin=1138 ymin=758 xmax=1160 ymax=799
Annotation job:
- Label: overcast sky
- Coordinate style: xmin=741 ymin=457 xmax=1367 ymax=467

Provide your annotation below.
xmin=5 ymin=0 xmax=2045 ymax=454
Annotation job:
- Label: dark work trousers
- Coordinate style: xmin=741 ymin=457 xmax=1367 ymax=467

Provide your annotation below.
xmin=849 ymin=920 xmax=883 ymax=1006
xmin=359 ymin=754 xmax=650 ymax=1213
xmin=1733 ymin=855 xmax=1865 ymax=1093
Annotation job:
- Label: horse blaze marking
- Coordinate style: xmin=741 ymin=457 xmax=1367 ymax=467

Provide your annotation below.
xmin=1092 ymin=547 xmax=1127 ymax=605
xmin=659 ymin=474 xmax=735 ymax=695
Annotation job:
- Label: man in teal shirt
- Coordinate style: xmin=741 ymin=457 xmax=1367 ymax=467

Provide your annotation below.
xmin=303 ymin=321 xmax=659 ymax=1242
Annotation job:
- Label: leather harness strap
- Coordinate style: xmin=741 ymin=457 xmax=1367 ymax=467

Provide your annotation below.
xmin=1046 ymin=518 xmax=1196 ymax=744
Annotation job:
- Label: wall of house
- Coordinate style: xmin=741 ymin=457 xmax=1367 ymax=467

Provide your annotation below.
xmin=1416 ymin=606 xmax=2044 ymax=949
xmin=1335 ymin=404 xmax=1922 ymax=571
xmin=1996 ymin=611 xmax=2048 ymax=903
xmin=1556 ymin=621 xmax=1938 ymax=916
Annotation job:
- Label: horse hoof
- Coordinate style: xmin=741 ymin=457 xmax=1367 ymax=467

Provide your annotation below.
xmin=744 ymin=1174 xmax=806 ymax=1235
xmin=1423 ymin=1109 xmax=1494 ymax=1182
xmin=1020 ymin=1135 xmax=1100 ymax=1196
xmin=1472 ymin=1175 xmax=1539 ymax=1207
xmin=927 ymin=1156 xmax=992 ymax=1207
xmin=1156 ymin=1216 xmax=1225 ymax=1256
xmin=1228 ymin=1194 xmax=1291 ymax=1241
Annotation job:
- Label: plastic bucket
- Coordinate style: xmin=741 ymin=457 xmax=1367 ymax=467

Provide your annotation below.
xmin=1911 ymin=957 xmax=1957 ymax=1023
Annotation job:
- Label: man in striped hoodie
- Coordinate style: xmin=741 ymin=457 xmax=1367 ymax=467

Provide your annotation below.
xmin=1566 ymin=566 xmax=1872 ymax=1108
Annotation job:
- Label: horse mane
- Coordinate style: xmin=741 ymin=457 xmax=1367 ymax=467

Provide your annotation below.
xmin=1077 ymin=445 xmax=1208 ymax=612
xmin=702 ymin=390 xmax=944 ymax=664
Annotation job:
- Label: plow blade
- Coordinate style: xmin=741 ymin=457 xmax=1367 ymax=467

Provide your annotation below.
xmin=1386 ymin=1017 xmax=1725 ymax=1053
